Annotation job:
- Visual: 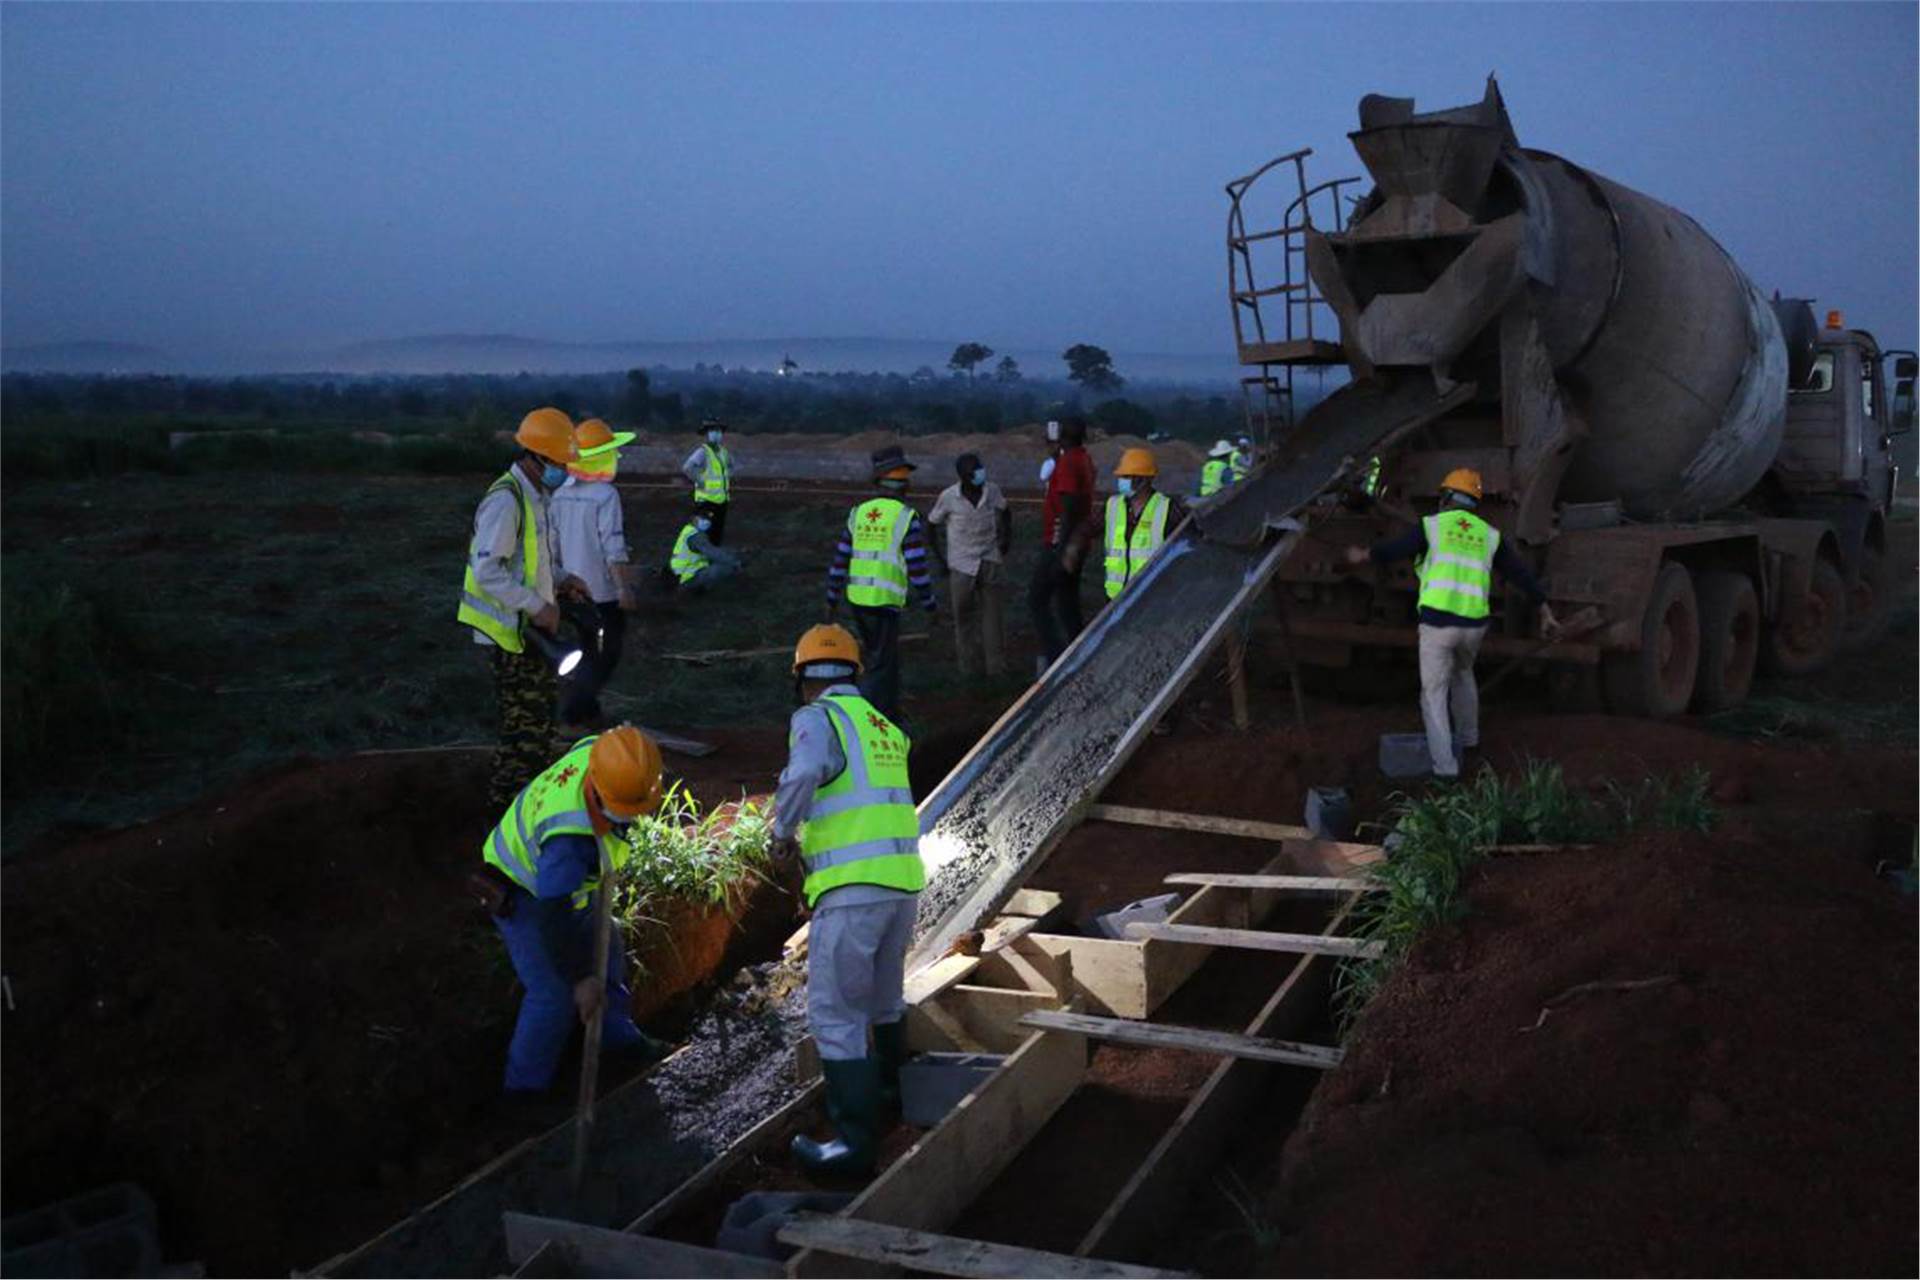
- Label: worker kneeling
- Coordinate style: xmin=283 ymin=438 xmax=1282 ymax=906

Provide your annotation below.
xmin=1105 ymin=448 xmax=1183 ymax=600
xmin=669 ymin=509 xmax=744 ymax=593
xmin=770 ymin=624 xmax=925 ymax=1179
xmin=478 ymin=726 xmax=670 ymax=1094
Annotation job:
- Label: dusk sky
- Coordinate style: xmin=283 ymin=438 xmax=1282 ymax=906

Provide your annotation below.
xmin=3 ymin=2 xmax=1914 ymax=368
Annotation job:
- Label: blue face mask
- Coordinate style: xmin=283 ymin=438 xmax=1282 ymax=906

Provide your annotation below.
xmin=1117 ymin=476 xmax=1135 ymax=497
xmin=706 ymin=430 xmax=723 ymax=446
xmin=541 ymin=463 xmax=568 ymax=488
xmin=694 ymin=516 xmax=712 ymax=532
xmin=970 ymin=467 xmax=987 ymax=486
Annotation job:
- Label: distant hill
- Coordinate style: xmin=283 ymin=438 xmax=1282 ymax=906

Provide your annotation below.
xmin=1 ymin=341 xmax=174 ymax=373
xmin=2 ymin=333 xmax=1242 ymax=386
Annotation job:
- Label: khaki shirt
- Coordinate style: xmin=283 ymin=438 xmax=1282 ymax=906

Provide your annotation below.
xmin=926 ymin=481 xmax=1007 ymax=577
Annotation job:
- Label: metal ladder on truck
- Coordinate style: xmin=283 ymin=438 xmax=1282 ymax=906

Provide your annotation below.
xmin=1225 ymin=149 xmax=1358 ymax=442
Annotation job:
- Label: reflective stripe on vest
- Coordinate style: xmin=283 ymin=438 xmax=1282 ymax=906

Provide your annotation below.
xmin=480 ymin=737 xmax=631 ymax=910
xmin=669 ymin=523 xmax=709 ymax=583
xmin=696 ymin=445 xmax=730 ymax=504
xmin=1416 ymin=512 xmax=1499 ymax=620
xmin=1362 ymin=455 xmax=1383 ymax=496
xmin=799 ymin=694 xmax=924 ymax=907
xmin=457 ymin=471 xmax=539 ymax=653
xmin=1229 ymin=449 xmax=1252 ymax=482
xmin=1199 ymin=458 xmax=1229 ymax=497
xmin=845 ymin=498 xmax=912 ymax=609
xmin=1103 ymin=492 xmax=1170 ymax=600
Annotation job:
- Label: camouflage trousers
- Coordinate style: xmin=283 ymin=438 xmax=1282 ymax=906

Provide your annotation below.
xmin=488 ymin=644 xmax=556 ymax=812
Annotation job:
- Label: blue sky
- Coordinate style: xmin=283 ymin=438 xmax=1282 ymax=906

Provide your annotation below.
xmin=3 ymin=2 xmax=1914 ymax=364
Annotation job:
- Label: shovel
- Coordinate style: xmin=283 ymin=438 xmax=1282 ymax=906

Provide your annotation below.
xmin=1479 ymin=605 xmax=1607 ymax=699
xmin=568 ymin=841 xmax=617 ymax=1196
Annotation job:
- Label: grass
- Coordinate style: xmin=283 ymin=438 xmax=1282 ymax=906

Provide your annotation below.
xmin=611 ymin=784 xmax=776 ymax=979
xmin=0 ymin=465 xmax=1035 ymax=853
xmin=1707 ymin=690 xmax=1918 ymax=744
xmin=1335 ymin=759 xmax=1719 ymax=1024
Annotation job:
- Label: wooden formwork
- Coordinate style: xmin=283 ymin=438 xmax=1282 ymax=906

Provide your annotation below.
xmin=505 ymin=823 xmax=1381 ymax=1278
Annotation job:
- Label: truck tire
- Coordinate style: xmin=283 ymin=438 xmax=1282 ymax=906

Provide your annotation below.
xmin=1839 ymin=543 xmax=1892 ymax=652
xmin=1602 ymin=562 xmax=1700 ymax=719
xmin=1761 ymin=556 xmax=1845 ymax=677
xmin=1597 ymin=564 xmax=1704 ymax=721
xmin=1692 ymin=572 xmax=1759 ymax=713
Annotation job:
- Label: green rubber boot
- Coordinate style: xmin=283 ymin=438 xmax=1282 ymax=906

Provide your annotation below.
xmin=792 ymin=1057 xmax=882 ymax=1179
xmin=872 ymin=1020 xmax=908 ymax=1116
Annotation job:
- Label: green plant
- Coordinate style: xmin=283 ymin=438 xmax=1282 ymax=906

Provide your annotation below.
xmin=613 ymin=784 xmax=774 ymax=924
xmin=1208 ymin=1169 xmax=1286 ymax=1257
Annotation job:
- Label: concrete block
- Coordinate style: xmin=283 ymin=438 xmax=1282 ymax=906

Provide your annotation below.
xmin=1090 ymin=892 xmax=1182 ymax=941
xmin=900 ymin=1052 xmax=1004 ymax=1128
xmin=2 ymin=1183 xmax=162 ymax=1278
xmin=1305 ymin=786 xmax=1355 ymax=840
xmin=1378 ymin=732 xmax=1433 ymax=778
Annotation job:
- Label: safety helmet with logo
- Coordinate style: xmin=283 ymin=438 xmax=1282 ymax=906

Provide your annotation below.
xmin=1439 ymin=467 xmax=1485 ymax=502
xmin=588 ymin=725 xmax=663 ymax=822
xmin=1114 ymin=447 xmax=1159 ymax=479
xmin=574 ymin=418 xmax=636 ymax=458
xmin=1207 ymin=439 xmax=1235 ymax=459
xmin=516 ymin=407 xmax=578 ymax=464
xmin=792 ymin=623 xmax=865 ymax=679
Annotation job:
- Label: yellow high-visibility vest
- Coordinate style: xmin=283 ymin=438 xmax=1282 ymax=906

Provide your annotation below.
xmin=798 ymin=694 xmax=924 ymax=907
xmin=457 ymin=471 xmax=539 ymax=653
xmin=1416 ymin=511 xmax=1499 ymax=620
xmin=1103 ymin=492 xmax=1170 ymax=599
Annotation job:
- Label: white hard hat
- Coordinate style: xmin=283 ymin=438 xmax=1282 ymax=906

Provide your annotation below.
xmin=1208 ymin=439 xmax=1235 ymax=458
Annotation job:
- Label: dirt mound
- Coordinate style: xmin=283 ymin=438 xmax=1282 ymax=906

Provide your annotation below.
xmin=645 ymin=428 xmax=1206 ymax=467
xmin=0 ymin=740 xmax=793 ymax=1276
xmin=1202 ymin=821 xmax=1917 ymax=1276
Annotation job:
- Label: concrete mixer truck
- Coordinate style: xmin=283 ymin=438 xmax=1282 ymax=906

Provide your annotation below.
xmin=1223 ymin=78 xmax=1915 ymax=717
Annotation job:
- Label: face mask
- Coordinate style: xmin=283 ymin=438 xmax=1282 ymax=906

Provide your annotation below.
xmin=694 ymin=516 xmax=712 ymax=532
xmin=1039 ymin=458 xmax=1056 ymax=483
xmin=1117 ymin=477 xmax=1135 ymax=497
xmin=706 ymin=430 xmax=723 ymax=446
xmin=971 ymin=467 xmax=987 ymax=487
xmin=541 ymin=463 xmax=568 ymax=488
xmin=1045 ymin=421 xmax=1060 ymax=443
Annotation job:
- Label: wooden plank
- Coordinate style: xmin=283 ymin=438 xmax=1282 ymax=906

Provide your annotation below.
xmin=979 ymin=913 xmax=1041 ymax=955
xmin=947 ymin=985 xmax=1062 ymax=1053
xmin=909 ymin=998 xmax=987 ymax=1053
xmin=1127 ymin=921 xmax=1385 ymax=960
xmin=502 ymin=1213 xmax=783 ymax=1279
xmin=1027 ymin=934 xmax=1151 ymax=1019
xmin=1019 ymin=1009 xmax=1343 ymax=1070
xmin=624 ymin=1080 xmax=824 ymax=1233
xmin=1002 ymin=888 xmax=1064 ymax=919
xmin=1076 ymin=896 xmax=1361 ymax=1263
xmin=1086 ymin=804 xmax=1313 ymax=843
xmin=1163 ymin=873 xmax=1377 ymax=893
xmin=904 ymin=954 xmax=981 ymax=1006
xmin=790 ymin=1028 xmax=1088 ymax=1278
xmin=777 ymin=1213 xmax=1192 ymax=1279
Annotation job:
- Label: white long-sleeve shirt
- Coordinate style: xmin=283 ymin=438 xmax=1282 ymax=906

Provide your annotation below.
xmin=467 ymin=466 xmax=556 ymax=646
xmin=551 ymin=479 xmax=630 ymax=604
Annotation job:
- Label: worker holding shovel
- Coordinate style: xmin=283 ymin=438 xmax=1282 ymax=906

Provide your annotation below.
xmin=472 ymin=726 xmax=670 ymax=1097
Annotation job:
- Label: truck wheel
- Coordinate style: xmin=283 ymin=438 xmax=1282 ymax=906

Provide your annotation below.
xmin=1839 ymin=543 xmax=1892 ymax=652
xmin=1761 ymin=557 xmax=1845 ymax=677
xmin=1692 ymin=572 xmax=1759 ymax=713
xmin=1602 ymin=562 xmax=1700 ymax=719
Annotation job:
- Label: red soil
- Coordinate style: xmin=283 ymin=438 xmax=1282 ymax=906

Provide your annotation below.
xmin=0 ymin=738 xmax=793 ymax=1277
xmin=1169 ymin=815 xmax=1918 ymax=1276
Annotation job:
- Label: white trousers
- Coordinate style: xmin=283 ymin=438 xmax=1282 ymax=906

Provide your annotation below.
xmin=1417 ymin=623 xmax=1486 ymax=777
xmin=807 ymin=896 xmax=916 ymax=1060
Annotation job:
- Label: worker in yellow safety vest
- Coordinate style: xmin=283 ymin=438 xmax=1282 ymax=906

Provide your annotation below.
xmin=474 ymin=726 xmax=670 ymax=1094
xmin=1229 ymin=433 xmax=1255 ymax=483
xmin=680 ymin=418 xmax=734 ymax=545
xmin=1198 ymin=439 xmax=1235 ymax=497
xmin=459 ymin=407 xmax=591 ymax=810
xmin=1104 ymin=448 xmax=1187 ymax=600
xmin=768 ymin=624 xmax=926 ymax=1178
xmin=823 ymin=445 xmax=938 ymax=720
xmin=1345 ymin=468 xmax=1559 ymax=779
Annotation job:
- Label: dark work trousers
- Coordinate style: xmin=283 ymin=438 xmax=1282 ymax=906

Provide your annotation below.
xmin=559 ymin=601 xmax=627 ymax=725
xmin=695 ymin=500 xmax=729 ymax=546
xmin=488 ymin=644 xmax=556 ymax=812
xmin=1027 ymin=551 xmax=1086 ymax=664
xmin=849 ymin=604 xmax=903 ymax=721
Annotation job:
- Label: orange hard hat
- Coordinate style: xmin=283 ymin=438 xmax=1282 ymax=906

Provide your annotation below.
xmin=1439 ymin=467 xmax=1484 ymax=501
xmin=588 ymin=726 xmax=663 ymax=821
xmin=1115 ymin=447 xmax=1158 ymax=479
xmin=574 ymin=417 xmax=636 ymax=458
xmin=792 ymin=623 xmax=864 ymax=677
xmin=516 ymin=407 xmax=578 ymax=464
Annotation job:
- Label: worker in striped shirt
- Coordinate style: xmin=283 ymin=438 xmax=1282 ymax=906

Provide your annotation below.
xmin=824 ymin=445 xmax=938 ymax=720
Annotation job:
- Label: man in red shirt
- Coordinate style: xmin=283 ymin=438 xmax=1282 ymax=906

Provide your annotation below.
xmin=1028 ymin=416 xmax=1096 ymax=669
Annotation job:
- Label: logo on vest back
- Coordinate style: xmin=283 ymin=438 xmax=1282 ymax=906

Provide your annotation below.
xmin=864 ymin=506 xmax=885 ymax=525
xmin=866 ymin=711 xmax=891 ymax=735
xmin=554 ymin=764 xmax=580 ymax=786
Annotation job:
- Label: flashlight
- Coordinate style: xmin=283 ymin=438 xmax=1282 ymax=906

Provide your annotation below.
xmin=526 ymin=626 xmax=584 ymax=677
